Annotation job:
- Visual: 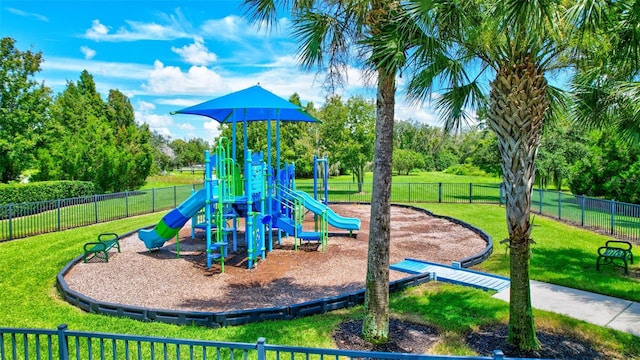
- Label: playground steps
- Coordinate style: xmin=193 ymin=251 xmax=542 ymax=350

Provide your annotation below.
xmin=298 ymin=231 xmax=321 ymax=240
xmin=275 ymin=216 xmax=299 ymax=236
xmin=390 ymin=258 xmax=510 ymax=292
xmin=275 ymin=216 xmax=321 ymax=241
xmin=207 ymin=242 xmax=227 ymax=261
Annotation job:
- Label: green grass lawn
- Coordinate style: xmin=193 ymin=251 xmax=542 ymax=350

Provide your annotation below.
xmin=1 ymin=202 xmax=638 ymax=357
xmin=143 ymin=172 xmax=204 ymax=189
xmin=2 ymin=171 xmax=638 ymax=357
xmin=417 ymin=203 xmax=640 ymax=302
xmin=296 ymin=170 xmax=502 ymax=185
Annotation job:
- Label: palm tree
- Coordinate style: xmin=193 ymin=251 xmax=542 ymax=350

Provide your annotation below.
xmin=242 ymin=0 xmax=420 ymax=343
xmin=402 ymin=0 xmax=620 ymax=351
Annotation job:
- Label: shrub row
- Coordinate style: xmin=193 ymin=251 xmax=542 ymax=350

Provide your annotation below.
xmin=0 ymin=181 xmax=95 ymax=205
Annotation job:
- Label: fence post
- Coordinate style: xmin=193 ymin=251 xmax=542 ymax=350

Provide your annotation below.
xmin=94 ymin=195 xmax=99 ymax=224
xmin=57 ymin=324 xmax=69 ymax=360
xmin=539 ymin=188 xmax=543 ymax=214
xmin=57 ymin=199 xmax=62 ymax=231
xmin=438 ymin=182 xmax=442 ymax=203
xmin=580 ymin=195 xmax=585 ymax=226
xmin=499 ymin=183 xmax=504 ymax=205
xmin=469 ymin=183 xmax=473 ymax=203
xmin=408 ymin=183 xmax=411 ymax=203
xmin=610 ymin=199 xmax=616 ymax=235
xmin=256 ymin=338 xmax=266 ymax=360
xmin=558 ymin=191 xmax=562 ymax=220
xmin=152 ymin=188 xmax=155 ymax=213
xmin=174 ymin=186 xmax=177 ymax=207
xmin=8 ymin=203 xmax=13 ymax=240
xmin=348 ymin=183 xmax=351 ymax=203
xmin=125 ymin=191 xmax=129 ymax=218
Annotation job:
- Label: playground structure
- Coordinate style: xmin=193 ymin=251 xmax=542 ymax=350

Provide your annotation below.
xmin=138 ymin=85 xmax=360 ymax=271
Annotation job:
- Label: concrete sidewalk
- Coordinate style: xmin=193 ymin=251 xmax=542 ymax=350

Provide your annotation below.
xmin=493 ymin=280 xmax=640 ymax=336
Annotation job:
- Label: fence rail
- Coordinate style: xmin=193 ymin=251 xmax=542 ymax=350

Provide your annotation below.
xmin=0 ymin=185 xmax=200 ymax=242
xmin=2 ymin=182 xmax=640 ymax=243
xmin=0 ymin=324 xmax=536 ymax=360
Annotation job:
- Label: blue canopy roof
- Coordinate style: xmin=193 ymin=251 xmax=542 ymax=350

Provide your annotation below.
xmin=172 ymin=85 xmax=318 ymax=123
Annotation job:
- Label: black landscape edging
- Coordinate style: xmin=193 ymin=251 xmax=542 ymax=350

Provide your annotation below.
xmin=57 ymin=254 xmax=431 ymax=327
xmin=57 ymin=203 xmax=491 ymax=327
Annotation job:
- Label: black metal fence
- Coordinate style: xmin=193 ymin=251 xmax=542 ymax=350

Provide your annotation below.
xmin=0 ymin=324 xmax=537 ymax=360
xmin=0 ymin=185 xmax=200 ymax=242
xmin=532 ymin=189 xmax=640 ymax=242
xmin=2 ymin=182 xmax=640 ymax=243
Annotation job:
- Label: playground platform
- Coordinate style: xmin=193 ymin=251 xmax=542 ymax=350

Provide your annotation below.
xmin=390 ymin=258 xmax=511 ymax=292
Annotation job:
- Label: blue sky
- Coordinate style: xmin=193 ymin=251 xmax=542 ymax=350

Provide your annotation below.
xmin=1 ymin=0 xmax=440 ymax=141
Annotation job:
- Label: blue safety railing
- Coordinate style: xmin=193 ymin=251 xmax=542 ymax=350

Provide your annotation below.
xmin=0 ymin=324 xmax=539 ymax=360
xmin=2 ymin=182 xmax=640 ymax=243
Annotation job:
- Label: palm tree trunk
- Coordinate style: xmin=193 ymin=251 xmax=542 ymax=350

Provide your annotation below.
xmin=488 ymin=59 xmax=549 ymax=351
xmin=362 ymin=70 xmax=396 ymax=344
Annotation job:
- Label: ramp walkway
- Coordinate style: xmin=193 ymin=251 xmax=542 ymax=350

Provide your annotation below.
xmin=391 ymin=259 xmax=640 ymax=337
xmin=390 ymin=258 xmax=510 ymax=292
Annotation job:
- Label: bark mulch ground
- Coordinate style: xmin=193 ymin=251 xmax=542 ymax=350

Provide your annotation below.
xmin=64 ymin=204 xmax=611 ymax=359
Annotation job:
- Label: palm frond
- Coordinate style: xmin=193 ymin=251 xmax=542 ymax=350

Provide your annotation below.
xmin=613 ymin=0 xmax=640 ymax=71
xmin=570 ymin=67 xmax=640 ymax=143
xmin=435 ymin=80 xmax=486 ymax=133
xmin=564 ymin=0 xmax=609 ymax=36
xmin=242 ymin=0 xmax=286 ymax=30
xmin=291 ymin=7 xmax=356 ymax=90
xmin=612 ymin=81 xmax=640 ymax=142
xmin=544 ymin=84 xmax=569 ymax=125
xmin=500 ymin=0 xmax=559 ymax=36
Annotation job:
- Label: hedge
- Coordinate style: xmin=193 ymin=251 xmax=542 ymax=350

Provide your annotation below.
xmin=0 ymin=181 xmax=95 ymax=205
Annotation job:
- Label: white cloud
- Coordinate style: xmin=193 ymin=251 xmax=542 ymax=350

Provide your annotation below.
xmin=200 ymin=15 xmax=291 ymax=41
xmin=395 ymin=102 xmax=440 ymax=126
xmin=156 ymin=97 xmax=209 ymax=107
xmin=7 ymin=7 xmax=48 ymax=22
xmin=142 ymin=60 xmax=227 ymax=95
xmin=204 ymin=120 xmax=222 ymax=139
xmin=43 ymin=57 xmax=152 ymax=80
xmin=171 ymin=37 xmax=217 ymax=66
xmin=177 ymin=123 xmax=195 ymax=131
xmin=80 ymin=46 xmax=96 ymax=60
xmin=83 ymin=15 xmax=190 ymax=42
xmin=200 ymin=16 xmax=251 ymax=41
xmin=135 ymin=100 xmax=174 ymax=136
xmin=137 ymin=100 xmax=156 ymax=112
xmin=85 ymin=20 xmax=110 ymax=40
xmin=136 ymin=112 xmax=173 ymax=137
xmin=257 ymin=55 xmax=298 ymax=68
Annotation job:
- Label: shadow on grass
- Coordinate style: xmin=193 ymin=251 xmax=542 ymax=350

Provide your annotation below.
xmin=389 ymin=283 xmax=508 ymax=333
xmin=531 ymin=246 xmax=640 ymax=302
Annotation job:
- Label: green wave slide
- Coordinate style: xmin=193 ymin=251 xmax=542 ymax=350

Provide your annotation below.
xmin=139 ymin=188 xmax=216 ymax=249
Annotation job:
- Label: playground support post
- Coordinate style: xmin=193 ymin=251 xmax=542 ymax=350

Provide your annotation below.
xmin=313 ymin=155 xmax=329 ymax=205
xmin=204 ymin=150 xmax=214 ymax=269
xmin=246 ymin=150 xmax=255 ymax=269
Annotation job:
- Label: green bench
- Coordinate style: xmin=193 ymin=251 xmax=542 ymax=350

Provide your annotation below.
xmin=83 ymin=233 xmax=121 ymax=263
xmin=596 ymin=240 xmax=634 ymax=274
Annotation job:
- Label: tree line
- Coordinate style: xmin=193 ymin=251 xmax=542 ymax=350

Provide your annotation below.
xmin=4 ymin=32 xmax=639 ymax=204
xmin=1 ymin=38 xmax=152 ymax=193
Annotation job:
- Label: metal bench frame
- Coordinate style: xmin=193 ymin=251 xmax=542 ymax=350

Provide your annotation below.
xmin=596 ymin=240 xmax=634 ymax=274
xmin=83 ymin=233 xmax=121 ymax=263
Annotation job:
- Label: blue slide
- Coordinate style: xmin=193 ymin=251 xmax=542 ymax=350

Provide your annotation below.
xmin=139 ymin=188 xmax=216 ymax=249
xmin=294 ymin=190 xmax=361 ymax=231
